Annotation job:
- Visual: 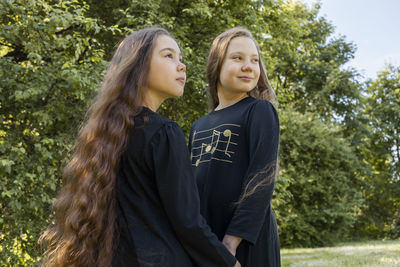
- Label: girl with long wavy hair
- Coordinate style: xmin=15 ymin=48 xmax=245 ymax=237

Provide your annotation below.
xmin=39 ymin=27 xmax=239 ymax=267
xmin=188 ymin=27 xmax=281 ymax=266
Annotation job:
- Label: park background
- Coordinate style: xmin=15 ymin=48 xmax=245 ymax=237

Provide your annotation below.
xmin=0 ymin=0 xmax=399 ymax=265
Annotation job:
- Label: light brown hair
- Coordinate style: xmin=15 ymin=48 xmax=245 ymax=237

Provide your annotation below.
xmin=39 ymin=27 xmax=174 ymax=267
xmin=207 ymin=27 xmax=279 ymax=203
xmin=207 ymin=27 xmax=276 ymax=109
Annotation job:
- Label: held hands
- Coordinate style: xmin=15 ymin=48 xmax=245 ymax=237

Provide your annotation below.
xmin=222 ymin=234 xmax=242 ymax=256
xmin=234 ymin=260 xmax=241 ymax=267
xmin=223 ymin=234 xmax=243 ymax=267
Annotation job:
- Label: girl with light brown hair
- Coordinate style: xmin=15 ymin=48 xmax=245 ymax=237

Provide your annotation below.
xmin=189 ymin=27 xmax=281 ymax=266
xmin=39 ymin=27 xmax=239 ymax=267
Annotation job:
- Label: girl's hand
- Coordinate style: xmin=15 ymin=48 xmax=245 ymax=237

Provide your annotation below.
xmin=222 ymin=234 xmax=243 ymax=256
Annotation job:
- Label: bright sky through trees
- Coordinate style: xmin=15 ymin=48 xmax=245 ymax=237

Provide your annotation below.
xmin=301 ymin=0 xmax=400 ymax=80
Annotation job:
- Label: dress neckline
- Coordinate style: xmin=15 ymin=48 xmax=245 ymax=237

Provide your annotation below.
xmin=210 ymin=96 xmax=254 ymax=114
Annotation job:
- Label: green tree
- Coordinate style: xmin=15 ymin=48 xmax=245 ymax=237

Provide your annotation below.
xmin=355 ymin=65 xmax=400 ymax=238
xmin=256 ymin=1 xmax=362 ymax=124
xmin=274 ymin=107 xmax=364 ymax=247
xmin=0 ymin=0 xmax=111 ymax=264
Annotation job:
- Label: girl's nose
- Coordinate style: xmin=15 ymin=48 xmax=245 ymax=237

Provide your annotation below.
xmin=178 ymin=62 xmax=186 ymax=72
xmin=241 ymin=63 xmax=252 ymax=72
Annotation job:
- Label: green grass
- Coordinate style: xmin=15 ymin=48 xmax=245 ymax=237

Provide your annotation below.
xmin=281 ymin=240 xmax=400 ymax=267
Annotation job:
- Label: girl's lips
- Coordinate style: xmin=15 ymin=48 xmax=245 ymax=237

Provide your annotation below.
xmin=238 ymin=76 xmax=252 ymax=81
xmin=176 ymin=78 xmax=186 ymax=84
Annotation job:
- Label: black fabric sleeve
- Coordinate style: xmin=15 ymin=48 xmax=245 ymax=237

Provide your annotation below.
xmin=150 ymin=122 xmax=237 ymax=267
xmin=225 ymin=101 xmax=280 ymax=245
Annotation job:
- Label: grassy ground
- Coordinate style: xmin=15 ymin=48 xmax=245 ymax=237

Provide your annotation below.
xmin=281 ymin=240 xmax=400 ymax=267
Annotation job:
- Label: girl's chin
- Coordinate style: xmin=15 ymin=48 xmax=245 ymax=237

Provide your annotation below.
xmin=232 ymin=88 xmax=253 ymax=94
xmin=169 ymin=90 xmax=184 ymax=98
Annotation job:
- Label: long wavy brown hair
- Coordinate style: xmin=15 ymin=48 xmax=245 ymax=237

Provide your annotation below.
xmin=39 ymin=27 xmax=173 ymax=267
xmin=206 ymin=27 xmax=276 ymax=109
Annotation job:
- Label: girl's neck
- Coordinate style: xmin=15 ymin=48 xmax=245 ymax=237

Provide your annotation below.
xmin=142 ymin=90 xmax=165 ymax=112
xmin=215 ymin=91 xmax=248 ymax=111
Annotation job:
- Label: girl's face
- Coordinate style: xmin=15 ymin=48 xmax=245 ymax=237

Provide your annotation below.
xmin=146 ymin=35 xmax=186 ymax=100
xmin=217 ymin=37 xmax=260 ymax=96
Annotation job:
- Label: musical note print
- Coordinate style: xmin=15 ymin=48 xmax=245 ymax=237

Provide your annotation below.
xmin=190 ymin=130 xmax=196 ymax=161
xmin=191 ymin=124 xmax=240 ymax=166
xmin=195 ymin=143 xmax=207 ymax=167
xmin=205 ymin=130 xmax=220 ymax=154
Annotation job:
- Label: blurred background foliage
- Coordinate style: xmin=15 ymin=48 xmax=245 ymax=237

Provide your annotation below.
xmin=0 ymin=0 xmax=399 ymax=265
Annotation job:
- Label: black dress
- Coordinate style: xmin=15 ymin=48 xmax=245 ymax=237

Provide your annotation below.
xmin=113 ymin=107 xmax=236 ymax=267
xmin=189 ymin=97 xmax=281 ymax=267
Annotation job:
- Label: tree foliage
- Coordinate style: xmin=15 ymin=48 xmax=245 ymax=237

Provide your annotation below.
xmin=274 ymin=107 xmax=364 ymax=247
xmin=0 ymin=0 xmax=109 ymax=264
xmin=0 ymin=0 xmax=398 ymax=265
xmin=354 ymin=65 xmax=400 ymax=239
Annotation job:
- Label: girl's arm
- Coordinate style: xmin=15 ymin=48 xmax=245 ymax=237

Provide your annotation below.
xmin=225 ymin=101 xmax=280 ymax=245
xmin=151 ymin=122 xmax=238 ymax=267
xmin=222 ymin=234 xmax=242 ymax=256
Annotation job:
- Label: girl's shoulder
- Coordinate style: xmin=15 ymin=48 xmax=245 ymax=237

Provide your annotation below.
xmin=246 ymin=98 xmax=279 ymax=129
xmin=248 ymin=98 xmax=277 ymax=115
xmin=145 ymin=112 xmax=185 ymax=143
xmin=130 ymin=107 xmax=184 ymax=147
xmin=134 ymin=107 xmax=178 ymax=128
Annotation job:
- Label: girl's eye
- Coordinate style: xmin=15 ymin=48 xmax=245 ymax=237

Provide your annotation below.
xmin=179 ymin=57 xmax=184 ymax=63
xmin=166 ymin=53 xmax=173 ymax=58
xmin=233 ymin=56 xmax=241 ymax=60
xmin=252 ymin=58 xmax=259 ymax=63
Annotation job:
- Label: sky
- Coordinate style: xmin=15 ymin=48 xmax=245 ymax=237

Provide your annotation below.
xmin=301 ymin=0 xmax=400 ymax=80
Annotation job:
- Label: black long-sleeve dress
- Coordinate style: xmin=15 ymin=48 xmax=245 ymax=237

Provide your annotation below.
xmin=113 ymin=107 xmax=236 ymax=267
xmin=189 ymin=97 xmax=281 ymax=267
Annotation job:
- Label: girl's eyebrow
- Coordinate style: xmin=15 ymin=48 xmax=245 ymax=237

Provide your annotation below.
xmin=159 ymin=47 xmax=182 ymax=56
xmin=228 ymin=51 xmax=258 ymax=57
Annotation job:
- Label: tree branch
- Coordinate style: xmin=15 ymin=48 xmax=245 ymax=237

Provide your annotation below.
xmin=4 ymin=45 xmax=28 ymax=62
